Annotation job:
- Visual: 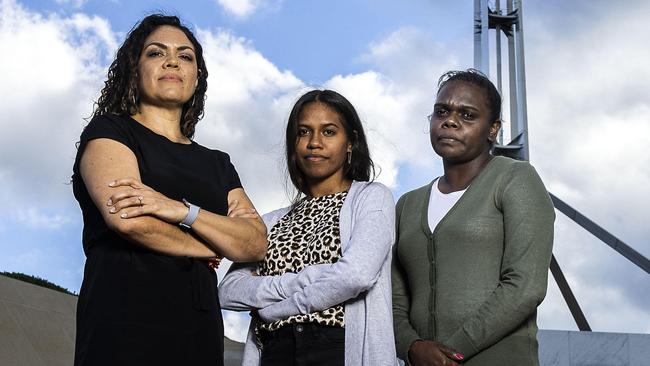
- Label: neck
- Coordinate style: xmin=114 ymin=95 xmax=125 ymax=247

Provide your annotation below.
xmin=131 ymin=103 xmax=189 ymax=144
xmin=307 ymin=176 xmax=352 ymax=198
xmin=439 ymin=153 xmax=493 ymax=193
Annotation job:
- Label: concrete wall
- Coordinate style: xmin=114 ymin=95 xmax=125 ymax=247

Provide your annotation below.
xmin=539 ymin=329 xmax=650 ymax=366
xmin=0 ymin=275 xmax=244 ymax=366
xmin=0 ymin=274 xmax=77 ymax=366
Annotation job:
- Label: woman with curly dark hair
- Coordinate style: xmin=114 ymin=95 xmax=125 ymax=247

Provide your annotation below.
xmin=71 ymin=14 xmax=267 ymax=366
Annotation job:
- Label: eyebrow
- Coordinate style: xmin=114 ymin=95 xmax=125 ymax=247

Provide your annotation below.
xmin=434 ymin=102 xmax=480 ymax=112
xmin=144 ymin=42 xmax=195 ymax=53
xmin=298 ymin=122 xmax=341 ymax=128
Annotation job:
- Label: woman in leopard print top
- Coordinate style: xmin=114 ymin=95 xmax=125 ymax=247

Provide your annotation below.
xmin=220 ymin=90 xmax=397 ymax=366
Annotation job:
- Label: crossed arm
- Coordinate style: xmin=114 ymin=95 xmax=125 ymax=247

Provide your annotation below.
xmin=80 ymin=138 xmax=267 ymax=261
xmin=218 ymin=184 xmax=395 ymax=321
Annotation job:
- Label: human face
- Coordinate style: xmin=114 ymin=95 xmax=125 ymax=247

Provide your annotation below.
xmin=296 ymin=102 xmax=352 ymax=191
xmin=137 ymin=26 xmax=198 ymax=108
xmin=429 ymin=81 xmax=500 ymax=164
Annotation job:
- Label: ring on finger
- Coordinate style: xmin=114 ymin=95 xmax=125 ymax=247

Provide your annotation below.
xmin=137 ymin=196 xmax=144 ymax=206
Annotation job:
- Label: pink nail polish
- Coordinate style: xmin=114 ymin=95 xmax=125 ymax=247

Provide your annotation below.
xmin=455 ymin=352 xmax=465 ymax=360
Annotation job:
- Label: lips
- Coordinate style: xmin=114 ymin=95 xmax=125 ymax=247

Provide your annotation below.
xmin=436 ymin=134 xmax=461 ymax=143
xmin=304 ymin=154 xmax=327 ymax=162
xmin=159 ymin=74 xmax=183 ymax=82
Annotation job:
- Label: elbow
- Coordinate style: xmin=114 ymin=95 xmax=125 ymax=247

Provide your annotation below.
xmin=248 ymin=236 xmax=268 ymax=261
xmin=230 ymin=237 xmax=267 ymax=263
xmin=345 ymin=269 xmax=378 ymax=294
xmin=105 ymin=215 xmax=149 ymax=239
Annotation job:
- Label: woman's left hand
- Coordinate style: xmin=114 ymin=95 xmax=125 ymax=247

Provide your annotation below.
xmin=106 ymin=177 xmax=188 ymax=224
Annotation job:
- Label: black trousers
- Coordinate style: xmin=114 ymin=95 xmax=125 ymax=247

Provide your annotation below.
xmin=260 ymin=323 xmax=345 ymax=366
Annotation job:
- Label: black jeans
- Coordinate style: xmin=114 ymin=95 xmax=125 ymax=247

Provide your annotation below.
xmin=260 ymin=323 xmax=345 ymax=366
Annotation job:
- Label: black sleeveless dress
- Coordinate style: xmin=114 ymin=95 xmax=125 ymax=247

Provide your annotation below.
xmin=72 ymin=114 xmax=240 ymax=366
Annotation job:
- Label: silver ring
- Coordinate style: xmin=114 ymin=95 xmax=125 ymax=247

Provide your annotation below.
xmin=138 ymin=196 xmax=143 ymax=206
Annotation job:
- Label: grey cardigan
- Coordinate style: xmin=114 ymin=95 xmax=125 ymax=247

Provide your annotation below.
xmin=219 ymin=181 xmax=398 ymax=366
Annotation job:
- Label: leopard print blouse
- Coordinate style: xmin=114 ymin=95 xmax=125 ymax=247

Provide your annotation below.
xmin=257 ymin=191 xmax=347 ymax=331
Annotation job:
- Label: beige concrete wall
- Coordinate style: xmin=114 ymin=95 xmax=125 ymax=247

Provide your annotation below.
xmin=0 ymin=275 xmax=77 ymax=366
xmin=0 ymin=274 xmax=244 ymax=366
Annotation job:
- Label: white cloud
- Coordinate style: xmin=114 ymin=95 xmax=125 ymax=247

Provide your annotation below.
xmin=16 ymin=208 xmax=71 ymax=229
xmin=0 ymin=0 xmax=112 ymax=211
xmin=54 ymin=0 xmax=86 ymax=8
xmin=215 ymin=0 xmax=280 ymax=19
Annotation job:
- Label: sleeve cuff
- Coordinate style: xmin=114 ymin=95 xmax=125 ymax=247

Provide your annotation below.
xmin=397 ymin=333 xmax=422 ymax=362
xmin=445 ymin=328 xmax=479 ymax=359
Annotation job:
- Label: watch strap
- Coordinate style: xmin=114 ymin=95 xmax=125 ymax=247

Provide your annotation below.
xmin=180 ymin=199 xmax=200 ymax=229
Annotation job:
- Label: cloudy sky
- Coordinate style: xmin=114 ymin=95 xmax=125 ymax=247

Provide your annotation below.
xmin=1 ymin=0 xmax=648 ymax=342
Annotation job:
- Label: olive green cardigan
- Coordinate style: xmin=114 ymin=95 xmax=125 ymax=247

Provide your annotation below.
xmin=392 ymin=156 xmax=555 ymax=366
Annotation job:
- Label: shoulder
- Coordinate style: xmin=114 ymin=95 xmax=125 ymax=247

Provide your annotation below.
xmin=80 ymin=114 xmax=132 ymax=138
xmin=490 ymin=155 xmax=537 ymax=176
xmin=350 ymin=181 xmax=395 ymax=208
xmin=490 ymin=156 xmax=543 ymax=186
xmin=396 ymin=181 xmax=433 ymax=207
xmin=193 ymin=145 xmax=239 ymax=170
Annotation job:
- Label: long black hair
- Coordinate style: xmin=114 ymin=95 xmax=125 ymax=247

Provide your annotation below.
xmin=286 ymin=90 xmax=374 ymax=199
xmin=92 ymin=14 xmax=208 ymax=139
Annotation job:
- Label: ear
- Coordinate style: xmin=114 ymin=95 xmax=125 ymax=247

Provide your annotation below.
xmin=348 ymin=130 xmax=358 ymax=151
xmin=488 ymin=120 xmax=501 ymax=142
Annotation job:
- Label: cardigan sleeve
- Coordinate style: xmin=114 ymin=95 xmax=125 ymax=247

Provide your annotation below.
xmin=218 ymin=262 xmax=328 ymax=311
xmin=444 ymin=162 xmax=555 ymax=358
xmin=218 ymin=207 xmax=328 ymax=311
xmin=392 ymin=194 xmax=423 ymax=361
xmin=257 ymin=183 xmax=396 ymax=323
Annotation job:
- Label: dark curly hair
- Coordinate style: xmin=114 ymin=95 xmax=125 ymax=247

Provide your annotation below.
xmin=286 ymin=89 xmax=375 ymax=199
xmin=92 ymin=14 xmax=208 ymax=139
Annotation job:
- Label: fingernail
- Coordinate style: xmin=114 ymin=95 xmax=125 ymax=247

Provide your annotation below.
xmin=107 ymin=199 xmax=112 ymax=205
xmin=120 ymin=213 xmax=127 ymax=218
xmin=109 ymin=207 xmax=116 ymax=213
xmin=455 ymin=353 xmax=465 ymax=360
xmin=108 ymin=181 xmax=115 ymax=187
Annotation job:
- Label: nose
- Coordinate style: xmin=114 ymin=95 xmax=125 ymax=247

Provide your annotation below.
xmin=164 ymin=55 xmax=180 ymax=68
xmin=441 ymin=114 xmax=459 ymax=129
xmin=307 ymin=133 xmax=322 ymax=149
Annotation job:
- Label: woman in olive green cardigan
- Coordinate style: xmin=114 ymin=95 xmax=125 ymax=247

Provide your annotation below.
xmin=392 ymin=69 xmax=555 ymax=366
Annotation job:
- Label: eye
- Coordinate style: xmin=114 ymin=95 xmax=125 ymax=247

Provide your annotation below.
xmin=146 ymin=50 xmax=163 ymax=58
xmin=322 ymin=128 xmax=336 ymax=136
xmin=461 ymin=111 xmax=476 ymax=120
xmin=297 ymin=127 xmax=310 ymax=137
xmin=433 ymin=108 xmax=448 ymax=118
xmin=179 ymin=53 xmax=194 ymax=62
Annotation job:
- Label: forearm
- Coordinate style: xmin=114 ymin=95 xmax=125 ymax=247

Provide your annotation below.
xmin=190 ymin=209 xmax=266 ymax=262
xmin=118 ymin=216 xmax=217 ymax=258
xmin=220 ymin=263 xmax=330 ymax=310
xmin=259 ymin=212 xmax=394 ymax=322
xmin=392 ymin=258 xmax=423 ymax=360
xmin=443 ymin=274 xmax=549 ymax=357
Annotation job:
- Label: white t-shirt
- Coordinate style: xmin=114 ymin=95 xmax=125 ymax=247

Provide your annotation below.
xmin=428 ymin=178 xmax=467 ymax=233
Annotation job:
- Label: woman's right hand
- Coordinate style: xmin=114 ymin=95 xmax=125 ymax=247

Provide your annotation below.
xmin=408 ymin=340 xmax=464 ymax=366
